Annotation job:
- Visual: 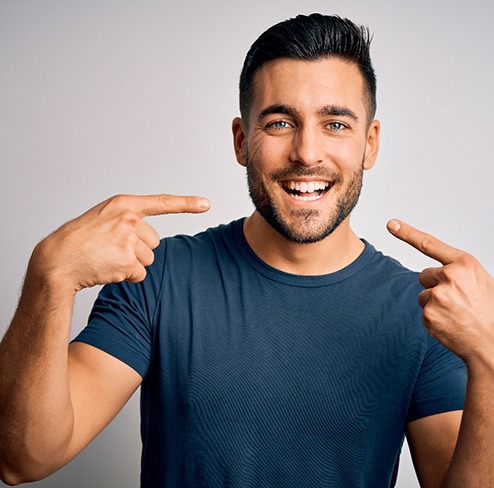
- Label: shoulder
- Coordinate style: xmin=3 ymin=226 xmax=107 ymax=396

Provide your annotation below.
xmin=160 ymin=219 xmax=240 ymax=253
xmin=360 ymin=241 xmax=422 ymax=296
xmin=148 ymin=219 xmax=244 ymax=274
xmin=351 ymin=242 xmax=428 ymax=340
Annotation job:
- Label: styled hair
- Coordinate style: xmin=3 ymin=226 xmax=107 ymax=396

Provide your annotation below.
xmin=239 ymin=13 xmax=376 ymax=124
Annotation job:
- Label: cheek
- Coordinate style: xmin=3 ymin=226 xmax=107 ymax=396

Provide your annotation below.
xmin=246 ymin=145 xmax=270 ymax=173
xmin=329 ymin=140 xmax=365 ymax=169
xmin=248 ymin=137 xmax=289 ymax=171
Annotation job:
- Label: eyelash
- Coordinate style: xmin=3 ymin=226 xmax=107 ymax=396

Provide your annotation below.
xmin=327 ymin=122 xmax=347 ymax=131
xmin=267 ymin=120 xmax=292 ymax=130
xmin=266 ymin=120 xmax=348 ymax=131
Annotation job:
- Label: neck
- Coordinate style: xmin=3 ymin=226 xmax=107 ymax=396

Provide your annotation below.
xmin=243 ymin=211 xmax=365 ymax=276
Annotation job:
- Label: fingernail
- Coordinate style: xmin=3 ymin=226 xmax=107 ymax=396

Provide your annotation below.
xmin=198 ymin=197 xmax=210 ymax=209
xmin=387 ymin=220 xmax=401 ymax=232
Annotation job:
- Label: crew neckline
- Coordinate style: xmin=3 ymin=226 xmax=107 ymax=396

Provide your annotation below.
xmin=230 ymin=218 xmax=376 ymax=288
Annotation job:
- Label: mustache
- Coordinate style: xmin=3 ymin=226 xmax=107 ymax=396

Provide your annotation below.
xmin=267 ymin=166 xmax=342 ymax=183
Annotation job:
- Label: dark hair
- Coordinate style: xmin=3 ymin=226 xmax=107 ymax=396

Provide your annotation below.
xmin=239 ymin=13 xmax=376 ymax=124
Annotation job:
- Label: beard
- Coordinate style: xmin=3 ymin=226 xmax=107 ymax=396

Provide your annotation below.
xmin=246 ymin=154 xmax=364 ymax=244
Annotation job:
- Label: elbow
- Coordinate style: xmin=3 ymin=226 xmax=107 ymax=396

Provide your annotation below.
xmin=0 ymin=465 xmax=52 ymax=486
xmin=0 ymin=457 xmax=57 ymax=486
xmin=0 ymin=465 xmax=26 ymax=486
xmin=0 ymin=456 xmax=23 ymax=485
xmin=0 ymin=425 xmax=73 ymax=484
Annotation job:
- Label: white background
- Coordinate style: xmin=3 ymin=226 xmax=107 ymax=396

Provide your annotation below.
xmin=1 ymin=1 xmax=492 ymax=486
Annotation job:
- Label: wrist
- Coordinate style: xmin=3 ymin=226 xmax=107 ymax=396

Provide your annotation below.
xmin=464 ymin=348 xmax=494 ymax=382
xmin=27 ymin=240 xmax=78 ymax=297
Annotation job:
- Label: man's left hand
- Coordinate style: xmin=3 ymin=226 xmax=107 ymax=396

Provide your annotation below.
xmin=387 ymin=219 xmax=494 ymax=365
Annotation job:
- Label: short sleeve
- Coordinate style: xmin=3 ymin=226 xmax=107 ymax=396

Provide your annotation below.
xmin=72 ymin=240 xmax=167 ymax=379
xmin=407 ymin=334 xmax=467 ymax=423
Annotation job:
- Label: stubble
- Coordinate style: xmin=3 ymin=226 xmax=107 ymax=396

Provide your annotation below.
xmin=246 ymin=155 xmax=364 ymax=244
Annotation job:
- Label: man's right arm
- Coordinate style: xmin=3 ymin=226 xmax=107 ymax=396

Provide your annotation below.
xmin=0 ymin=194 xmax=210 ymax=485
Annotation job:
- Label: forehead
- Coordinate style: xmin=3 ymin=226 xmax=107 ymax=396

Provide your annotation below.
xmin=250 ymin=57 xmax=367 ymax=120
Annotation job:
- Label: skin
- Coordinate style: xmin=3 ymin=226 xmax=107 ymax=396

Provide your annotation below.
xmin=232 ymin=58 xmax=380 ymax=275
xmin=389 ymin=220 xmax=494 ymax=487
xmin=0 ymin=194 xmax=210 ymax=483
xmin=0 ymin=56 xmax=493 ymax=486
xmin=233 ymin=58 xmax=494 ymax=486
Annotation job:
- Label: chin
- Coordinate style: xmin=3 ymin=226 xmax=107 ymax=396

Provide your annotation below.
xmin=262 ymin=209 xmax=344 ymax=244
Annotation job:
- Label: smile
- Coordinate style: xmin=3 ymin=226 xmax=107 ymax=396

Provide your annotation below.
xmin=282 ymin=180 xmax=331 ymax=202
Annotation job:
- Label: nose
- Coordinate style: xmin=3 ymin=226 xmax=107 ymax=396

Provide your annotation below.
xmin=288 ymin=125 xmax=325 ymax=167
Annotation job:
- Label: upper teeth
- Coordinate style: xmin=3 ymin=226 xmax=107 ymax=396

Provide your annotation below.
xmin=286 ymin=181 xmax=329 ymax=193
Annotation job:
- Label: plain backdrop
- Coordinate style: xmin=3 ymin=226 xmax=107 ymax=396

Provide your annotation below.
xmin=1 ymin=1 xmax=492 ymax=487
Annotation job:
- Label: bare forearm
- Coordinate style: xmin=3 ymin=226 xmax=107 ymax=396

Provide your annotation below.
xmin=0 ymin=194 xmax=206 ymax=484
xmin=0 ymin=254 xmax=77 ymax=483
xmin=442 ymin=360 xmax=494 ymax=487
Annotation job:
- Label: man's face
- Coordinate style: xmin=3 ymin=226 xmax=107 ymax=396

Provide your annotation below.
xmin=233 ymin=57 xmax=380 ymax=244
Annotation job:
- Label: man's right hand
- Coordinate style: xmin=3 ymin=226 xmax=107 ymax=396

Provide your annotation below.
xmin=0 ymin=193 xmax=210 ymax=484
xmin=31 ymin=194 xmax=210 ymax=292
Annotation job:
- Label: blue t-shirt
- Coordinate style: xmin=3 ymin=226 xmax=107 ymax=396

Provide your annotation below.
xmin=75 ymin=219 xmax=466 ymax=487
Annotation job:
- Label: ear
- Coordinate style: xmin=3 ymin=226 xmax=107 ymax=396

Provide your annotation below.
xmin=232 ymin=117 xmax=248 ymax=167
xmin=363 ymin=119 xmax=380 ymax=170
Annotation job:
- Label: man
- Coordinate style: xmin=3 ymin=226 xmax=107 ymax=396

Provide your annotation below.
xmin=0 ymin=13 xmax=493 ymax=487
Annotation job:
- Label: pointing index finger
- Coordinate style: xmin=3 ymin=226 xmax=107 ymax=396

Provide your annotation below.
xmin=132 ymin=194 xmax=211 ymax=217
xmin=387 ymin=219 xmax=464 ymax=265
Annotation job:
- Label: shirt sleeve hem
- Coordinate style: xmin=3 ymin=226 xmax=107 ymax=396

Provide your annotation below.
xmin=407 ymin=395 xmax=465 ymax=423
xmin=72 ymin=330 xmax=150 ymax=379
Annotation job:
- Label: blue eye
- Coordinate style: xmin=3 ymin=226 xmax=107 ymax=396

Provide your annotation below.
xmin=269 ymin=120 xmax=290 ymax=130
xmin=328 ymin=122 xmax=346 ymax=131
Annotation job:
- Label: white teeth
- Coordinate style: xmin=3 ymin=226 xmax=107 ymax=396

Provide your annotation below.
xmin=284 ymin=181 xmax=329 ymax=193
xmin=289 ymin=193 xmax=323 ymax=201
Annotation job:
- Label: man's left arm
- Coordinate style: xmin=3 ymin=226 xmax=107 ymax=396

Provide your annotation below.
xmin=388 ymin=219 xmax=494 ymax=487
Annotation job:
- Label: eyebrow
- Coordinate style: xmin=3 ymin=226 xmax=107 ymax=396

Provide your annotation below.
xmin=258 ymin=104 xmax=299 ymax=119
xmin=318 ymin=105 xmax=359 ymax=121
xmin=258 ymin=103 xmax=359 ymax=122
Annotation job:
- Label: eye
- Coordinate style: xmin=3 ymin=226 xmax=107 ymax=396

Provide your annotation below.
xmin=267 ymin=120 xmax=292 ymax=130
xmin=327 ymin=121 xmax=347 ymax=131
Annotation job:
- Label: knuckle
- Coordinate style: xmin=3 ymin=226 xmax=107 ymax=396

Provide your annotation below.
xmin=458 ymin=253 xmax=476 ymax=267
xmin=421 ymin=310 xmax=433 ymax=330
xmin=104 ymin=195 xmax=140 ymax=224
xmin=129 ymin=268 xmax=147 ymax=283
xmin=429 ymin=287 xmax=444 ymax=303
xmin=148 ymin=248 xmax=156 ymax=265
xmin=141 ymin=248 xmax=155 ymax=267
xmin=120 ymin=257 xmax=137 ymax=273
xmin=117 ymin=247 xmax=138 ymax=269
xmin=120 ymin=234 xmax=139 ymax=252
xmin=186 ymin=196 xmax=198 ymax=206
xmin=442 ymin=266 xmax=460 ymax=284
xmin=418 ymin=234 xmax=438 ymax=253
xmin=112 ymin=270 xmax=129 ymax=283
xmin=400 ymin=224 xmax=413 ymax=240
xmin=143 ymin=226 xmax=161 ymax=249
xmin=114 ymin=193 xmax=132 ymax=204
xmin=422 ymin=308 xmax=439 ymax=332
xmin=108 ymin=194 xmax=130 ymax=208
xmin=418 ymin=269 xmax=432 ymax=286
xmin=119 ymin=209 xmax=139 ymax=226
xmin=157 ymin=194 xmax=172 ymax=212
xmin=150 ymin=233 xmax=161 ymax=249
